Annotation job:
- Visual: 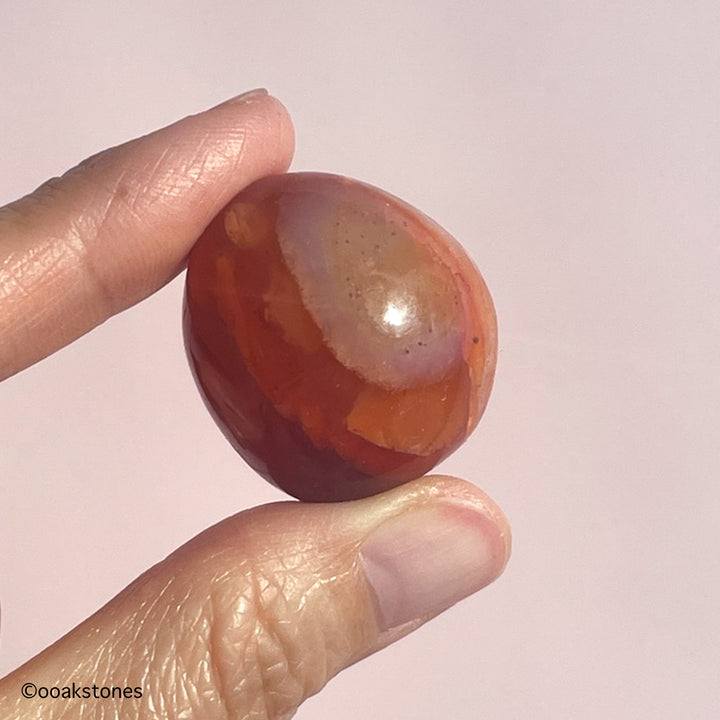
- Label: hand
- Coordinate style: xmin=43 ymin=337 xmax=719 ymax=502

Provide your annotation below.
xmin=0 ymin=90 xmax=511 ymax=720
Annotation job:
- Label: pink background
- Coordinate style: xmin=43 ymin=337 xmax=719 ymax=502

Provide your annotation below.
xmin=1 ymin=2 xmax=719 ymax=718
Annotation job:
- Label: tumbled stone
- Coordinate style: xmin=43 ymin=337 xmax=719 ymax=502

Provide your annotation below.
xmin=183 ymin=173 xmax=497 ymax=501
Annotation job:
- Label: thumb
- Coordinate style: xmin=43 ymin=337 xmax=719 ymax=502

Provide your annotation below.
xmin=0 ymin=476 xmax=510 ymax=720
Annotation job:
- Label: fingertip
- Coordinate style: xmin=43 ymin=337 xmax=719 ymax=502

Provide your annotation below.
xmin=354 ymin=474 xmax=512 ymax=568
xmin=264 ymin=93 xmax=296 ymax=171
xmin=0 ymin=89 xmax=296 ymax=378
xmin=198 ymin=89 xmax=296 ymax=175
xmin=421 ymin=474 xmax=513 ymax=568
xmin=245 ymin=91 xmax=296 ymax=176
xmin=352 ymin=475 xmax=511 ymax=636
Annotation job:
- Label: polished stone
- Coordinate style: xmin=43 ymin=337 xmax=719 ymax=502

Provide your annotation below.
xmin=184 ymin=173 xmax=497 ymax=501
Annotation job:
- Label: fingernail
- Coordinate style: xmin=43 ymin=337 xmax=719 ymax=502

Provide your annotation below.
xmin=213 ymin=88 xmax=269 ymax=109
xmin=360 ymin=501 xmax=507 ymax=632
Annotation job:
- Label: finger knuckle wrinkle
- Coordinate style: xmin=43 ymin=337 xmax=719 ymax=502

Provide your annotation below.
xmin=208 ymin=565 xmax=310 ymax=720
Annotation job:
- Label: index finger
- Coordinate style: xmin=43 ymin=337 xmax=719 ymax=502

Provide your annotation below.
xmin=0 ymin=89 xmax=294 ymax=380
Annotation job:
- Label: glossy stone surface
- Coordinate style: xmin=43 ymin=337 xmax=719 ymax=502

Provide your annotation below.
xmin=183 ymin=173 xmax=497 ymax=501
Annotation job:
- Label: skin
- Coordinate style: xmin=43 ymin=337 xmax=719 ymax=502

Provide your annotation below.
xmin=0 ymin=91 xmax=512 ymax=720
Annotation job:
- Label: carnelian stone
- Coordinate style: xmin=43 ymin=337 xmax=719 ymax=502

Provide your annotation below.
xmin=183 ymin=173 xmax=497 ymax=501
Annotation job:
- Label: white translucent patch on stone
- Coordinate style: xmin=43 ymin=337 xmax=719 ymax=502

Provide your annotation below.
xmin=275 ymin=186 xmax=463 ymax=389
